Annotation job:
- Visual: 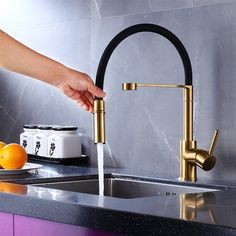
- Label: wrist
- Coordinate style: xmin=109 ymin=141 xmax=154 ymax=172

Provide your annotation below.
xmin=49 ymin=63 xmax=70 ymax=87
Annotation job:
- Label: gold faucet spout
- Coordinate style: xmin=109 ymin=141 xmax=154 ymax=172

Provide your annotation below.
xmin=122 ymin=82 xmax=187 ymax=90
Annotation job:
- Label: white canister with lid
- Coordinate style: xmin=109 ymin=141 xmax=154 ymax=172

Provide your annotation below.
xmin=47 ymin=126 xmax=81 ymax=158
xmin=33 ymin=125 xmax=52 ymax=156
xmin=20 ymin=125 xmax=38 ymax=154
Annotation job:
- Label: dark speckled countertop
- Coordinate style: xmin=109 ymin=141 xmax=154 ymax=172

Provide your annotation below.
xmin=0 ymin=161 xmax=235 ymax=235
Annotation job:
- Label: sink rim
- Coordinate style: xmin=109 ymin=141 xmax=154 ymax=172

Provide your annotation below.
xmin=11 ymin=172 xmax=230 ymax=191
xmin=30 ymin=173 xmax=228 ymax=199
xmin=109 ymin=173 xmax=228 ymax=191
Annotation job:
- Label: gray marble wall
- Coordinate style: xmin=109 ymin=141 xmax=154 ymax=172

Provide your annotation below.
xmin=1 ymin=0 xmax=236 ymax=182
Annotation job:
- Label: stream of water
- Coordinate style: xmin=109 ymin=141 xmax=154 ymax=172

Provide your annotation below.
xmin=97 ymin=143 xmax=104 ymax=196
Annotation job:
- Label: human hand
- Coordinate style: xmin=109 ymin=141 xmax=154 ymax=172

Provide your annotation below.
xmin=57 ymin=68 xmax=106 ymax=112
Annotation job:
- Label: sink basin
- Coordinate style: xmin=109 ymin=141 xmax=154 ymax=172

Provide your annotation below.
xmin=33 ymin=175 xmax=220 ymax=199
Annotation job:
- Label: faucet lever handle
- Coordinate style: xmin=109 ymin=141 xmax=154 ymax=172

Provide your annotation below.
xmin=208 ymin=130 xmax=219 ymax=155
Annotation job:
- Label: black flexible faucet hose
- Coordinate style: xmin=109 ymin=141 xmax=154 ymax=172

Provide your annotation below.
xmin=95 ymin=23 xmax=192 ymax=95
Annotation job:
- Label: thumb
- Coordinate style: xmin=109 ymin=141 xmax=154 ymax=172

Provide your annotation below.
xmin=88 ymin=83 xmax=106 ymax=98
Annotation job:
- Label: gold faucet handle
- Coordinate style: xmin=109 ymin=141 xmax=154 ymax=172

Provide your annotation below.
xmin=208 ymin=130 xmax=219 ymax=155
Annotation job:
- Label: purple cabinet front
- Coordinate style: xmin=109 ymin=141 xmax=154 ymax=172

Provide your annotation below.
xmin=14 ymin=215 xmax=122 ymax=236
xmin=0 ymin=212 xmax=14 ymax=236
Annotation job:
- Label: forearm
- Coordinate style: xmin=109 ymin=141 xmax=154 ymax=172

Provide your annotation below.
xmin=0 ymin=30 xmax=66 ymax=86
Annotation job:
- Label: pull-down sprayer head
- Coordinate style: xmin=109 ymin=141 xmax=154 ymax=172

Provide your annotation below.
xmin=93 ymin=99 xmax=106 ymax=144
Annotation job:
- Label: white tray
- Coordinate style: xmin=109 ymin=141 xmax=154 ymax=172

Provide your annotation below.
xmin=0 ymin=163 xmax=42 ymax=175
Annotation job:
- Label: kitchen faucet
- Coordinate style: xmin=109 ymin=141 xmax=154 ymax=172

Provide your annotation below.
xmin=93 ymin=23 xmax=219 ymax=182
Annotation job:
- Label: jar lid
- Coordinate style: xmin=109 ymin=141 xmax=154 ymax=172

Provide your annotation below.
xmin=23 ymin=124 xmax=38 ymax=129
xmin=52 ymin=126 xmax=77 ymax=131
xmin=37 ymin=125 xmax=52 ymax=130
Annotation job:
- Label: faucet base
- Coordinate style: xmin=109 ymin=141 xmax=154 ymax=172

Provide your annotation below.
xmin=180 ymin=140 xmax=197 ymax=182
xmin=179 ymin=175 xmax=197 ymax=182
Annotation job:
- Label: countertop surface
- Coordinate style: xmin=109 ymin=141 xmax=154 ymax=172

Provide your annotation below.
xmin=0 ymin=161 xmax=235 ymax=235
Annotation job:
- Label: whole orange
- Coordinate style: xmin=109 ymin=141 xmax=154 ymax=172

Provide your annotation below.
xmin=0 ymin=143 xmax=28 ymax=169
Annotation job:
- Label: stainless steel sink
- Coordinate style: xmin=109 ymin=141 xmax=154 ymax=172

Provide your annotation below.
xmin=33 ymin=175 xmax=220 ymax=199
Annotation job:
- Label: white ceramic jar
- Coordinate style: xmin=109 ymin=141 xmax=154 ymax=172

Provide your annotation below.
xmin=33 ymin=125 xmax=52 ymax=156
xmin=20 ymin=125 xmax=38 ymax=154
xmin=47 ymin=126 xmax=81 ymax=158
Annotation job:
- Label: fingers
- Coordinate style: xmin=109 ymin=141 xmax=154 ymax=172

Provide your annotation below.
xmin=60 ymin=85 xmax=91 ymax=111
xmin=87 ymin=83 xmax=106 ymax=98
xmin=84 ymin=91 xmax=94 ymax=111
xmin=76 ymin=98 xmax=90 ymax=111
xmin=73 ymin=91 xmax=94 ymax=112
xmin=84 ymin=90 xmax=94 ymax=105
xmin=77 ymin=72 xmax=105 ymax=98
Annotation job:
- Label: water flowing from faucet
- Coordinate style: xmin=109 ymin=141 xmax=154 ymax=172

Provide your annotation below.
xmin=97 ymin=143 xmax=104 ymax=196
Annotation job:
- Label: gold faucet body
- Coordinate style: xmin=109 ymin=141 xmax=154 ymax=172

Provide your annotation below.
xmin=122 ymin=83 xmax=219 ymax=182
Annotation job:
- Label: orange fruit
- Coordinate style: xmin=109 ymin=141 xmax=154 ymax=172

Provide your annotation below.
xmin=0 ymin=141 xmax=6 ymax=150
xmin=0 ymin=143 xmax=28 ymax=169
xmin=0 ymin=142 xmax=7 ymax=168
